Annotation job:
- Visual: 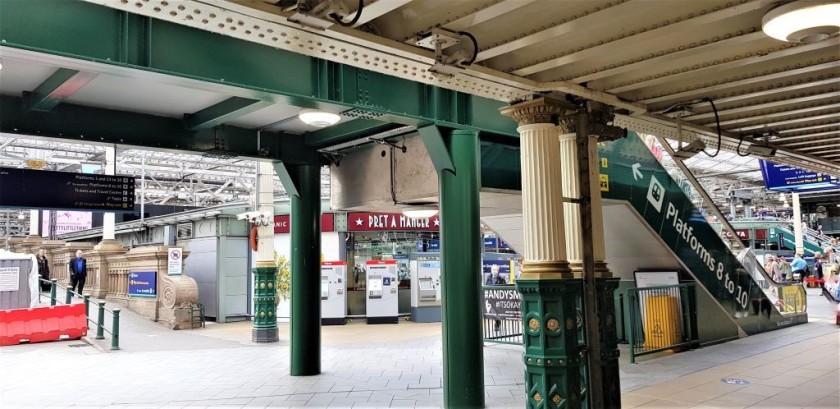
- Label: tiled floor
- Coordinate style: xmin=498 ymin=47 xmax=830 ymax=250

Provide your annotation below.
xmin=1 ymin=288 xmax=837 ymax=408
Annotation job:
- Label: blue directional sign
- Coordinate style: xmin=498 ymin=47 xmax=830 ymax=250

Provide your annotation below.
xmin=759 ymin=160 xmax=840 ymax=192
xmin=128 ymin=271 xmax=157 ymax=297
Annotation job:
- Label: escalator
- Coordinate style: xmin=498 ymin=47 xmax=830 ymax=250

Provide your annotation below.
xmin=597 ymin=132 xmax=807 ymax=334
xmin=480 ymin=131 xmax=808 ymax=337
xmin=770 ymin=226 xmax=834 ymax=256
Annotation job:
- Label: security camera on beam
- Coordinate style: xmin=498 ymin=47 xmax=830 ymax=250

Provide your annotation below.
xmin=237 ymin=210 xmax=273 ymax=226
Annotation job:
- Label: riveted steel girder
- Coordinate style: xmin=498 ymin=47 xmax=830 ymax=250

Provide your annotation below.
xmin=0 ymin=1 xmax=517 ymax=140
xmin=0 ymin=95 xmax=320 ymax=165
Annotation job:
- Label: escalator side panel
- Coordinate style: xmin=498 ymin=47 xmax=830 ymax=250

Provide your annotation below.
xmin=599 ymin=133 xmax=804 ymax=335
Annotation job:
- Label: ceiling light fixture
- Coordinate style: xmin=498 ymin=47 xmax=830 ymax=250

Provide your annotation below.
xmin=402 ymin=206 xmax=438 ymax=219
xmin=762 ymin=1 xmax=840 ymax=43
xmin=298 ymin=110 xmax=341 ymax=127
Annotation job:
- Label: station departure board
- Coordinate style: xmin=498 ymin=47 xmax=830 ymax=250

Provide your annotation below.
xmin=0 ymin=167 xmax=135 ymax=212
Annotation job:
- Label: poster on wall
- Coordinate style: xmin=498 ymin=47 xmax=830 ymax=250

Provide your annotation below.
xmin=0 ymin=267 xmax=21 ymax=291
xmin=128 ymin=271 xmax=157 ymax=297
xmin=41 ymin=210 xmax=93 ymax=237
xmin=482 ymin=259 xmax=513 ymax=285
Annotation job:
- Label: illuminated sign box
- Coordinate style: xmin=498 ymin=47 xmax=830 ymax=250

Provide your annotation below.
xmin=759 ymin=160 xmax=840 ymax=192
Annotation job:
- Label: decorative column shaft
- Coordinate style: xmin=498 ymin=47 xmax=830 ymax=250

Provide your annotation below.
xmin=439 ymin=129 xmax=484 ymax=408
xmin=587 ymin=134 xmax=610 ymax=277
xmin=252 ymin=161 xmax=279 ymax=343
xmin=501 ymin=98 xmax=581 ymax=409
xmin=558 ymin=117 xmax=582 ymax=275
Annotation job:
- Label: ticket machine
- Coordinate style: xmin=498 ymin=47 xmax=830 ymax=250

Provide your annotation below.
xmin=409 ymin=253 xmax=441 ymax=322
xmin=320 ymin=261 xmax=347 ymax=325
xmin=365 ymin=259 xmax=399 ymax=324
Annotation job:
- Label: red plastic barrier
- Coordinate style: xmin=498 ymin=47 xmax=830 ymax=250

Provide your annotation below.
xmin=0 ymin=304 xmax=87 ymax=346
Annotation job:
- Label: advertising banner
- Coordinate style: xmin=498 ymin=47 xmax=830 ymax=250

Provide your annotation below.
xmin=41 ymin=211 xmax=93 ymax=237
xmin=482 ymin=286 xmax=521 ymax=320
xmin=128 ymin=271 xmax=156 ymax=297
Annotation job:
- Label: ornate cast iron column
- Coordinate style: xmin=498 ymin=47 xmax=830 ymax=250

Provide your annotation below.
xmin=501 ymin=98 xmax=582 ymax=409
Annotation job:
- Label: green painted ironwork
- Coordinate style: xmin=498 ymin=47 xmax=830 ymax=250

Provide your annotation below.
xmin=184 ymin=97 xmax=273 ymax=130
xmin=304 ymin=119 xmax=401 ymax=149
xmin=286 ymin=163 xmax=322 ymax=376
xmin=0 ymin=0 xmax=517 ymax=139
xmin=111 ymin=308 xmax=121 ymax=350
xmin=65 ymin=287 xmax=73 ymax=305
xmin=252 ymin=265 xmax=279 ymax=342
xmin=594 ymin=278 xmax=622 ymax=408
xmin=96 ymin=302 xmax=106 ymax=340
xmin=438 ymin=129 xmax=484 ymax=408
xmin=627 ymin=283 xmax=699 ymax=363
xmin=83 ymin=295 xmax=90 ymax=329
xmin=22 ymin=68 xmax=96 ymax=112
xmin=517 ymin=278 xmax=584 ymax=409
xmin=50 ymin=279 xmax=57 ymax=306
xmin=0 ymin=95 xmax=320 ymax=165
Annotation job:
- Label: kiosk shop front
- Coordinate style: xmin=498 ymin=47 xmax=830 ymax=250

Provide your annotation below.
xmin=365 ymin=259 xmax=399 ymax=324
xmin=320 ymin=261 xmax=347 ymax=325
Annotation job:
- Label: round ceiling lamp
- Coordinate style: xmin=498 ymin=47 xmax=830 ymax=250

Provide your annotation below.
xmin=402 ymin=205 xmax=438 ymax=219
xmin=298 ymin=110 xmax=341 ymax=127
xmin=762 ymin=1 xmax=840 ymax=43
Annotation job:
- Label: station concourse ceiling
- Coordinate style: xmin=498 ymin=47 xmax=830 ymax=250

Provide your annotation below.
xmin=0 ymin=0 xmax=838 ymax=182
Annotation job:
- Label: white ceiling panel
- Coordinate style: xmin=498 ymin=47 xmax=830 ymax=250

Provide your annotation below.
xmin=0 ymin=58 xmax=61 ymax=96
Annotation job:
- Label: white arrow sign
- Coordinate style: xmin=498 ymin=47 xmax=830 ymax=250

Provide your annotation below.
xmin=632 ymin=163 xmax=643 ymax=181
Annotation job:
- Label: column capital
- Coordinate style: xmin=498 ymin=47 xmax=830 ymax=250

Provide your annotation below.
xmin=555 ymin=110 xmax=627 ymax=141
xmin=500 ymin=97 xmax=565 ymax=126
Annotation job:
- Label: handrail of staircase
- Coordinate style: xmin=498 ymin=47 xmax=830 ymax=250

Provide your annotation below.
xmin=651 ymin=135 xmax=745 ymax=252
xmin=778 ymin=224 xmax=839 ymax=253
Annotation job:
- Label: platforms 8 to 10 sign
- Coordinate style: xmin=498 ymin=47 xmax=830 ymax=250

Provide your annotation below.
xmin=0 ymin=167 xmax=135 ymax=212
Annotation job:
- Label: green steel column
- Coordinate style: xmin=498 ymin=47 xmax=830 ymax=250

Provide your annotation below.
xmin=289 ymin=164 xmax=322 ymax=376
xmin=501 ymin=98 xmax=582 ymax=409
xmin=439 ymin=129 xmax=484 ymax=408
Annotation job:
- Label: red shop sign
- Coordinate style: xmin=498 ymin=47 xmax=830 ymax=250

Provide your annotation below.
xmin=273 ymin=213 xmax=335 ymax=234
xmin=735 ymin=229 xmax=750 ymax=239
xmin=347 ymin=212 xmax=440 ymax=232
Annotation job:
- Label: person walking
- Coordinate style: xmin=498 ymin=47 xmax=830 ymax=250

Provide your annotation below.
xmin=777 ymin=257 xmax=792 ymax=282
xmin=814 ymin=253 xmax=824 ymax=288
xmin=67 ymin=250 xmax=87 ymax=296
xmin=36 ymin=249 xmax=51 ymax=292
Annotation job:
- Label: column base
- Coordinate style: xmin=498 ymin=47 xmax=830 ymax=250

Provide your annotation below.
xmin=521 ymin=260 xmax=573 ymax=279
xmin=594 ymin=277 xmax=621 ymax=409
xmin=252 ymin=327 xmax=279 ymax=343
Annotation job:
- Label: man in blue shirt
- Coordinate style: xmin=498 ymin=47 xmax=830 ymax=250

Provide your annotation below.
xmin=790 ymin=253 xmax=808 ymax=282
xmin=68 ymin=250 xmax=87 ymax=296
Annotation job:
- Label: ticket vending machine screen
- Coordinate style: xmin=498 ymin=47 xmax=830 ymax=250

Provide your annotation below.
xmin=368 ymin=275 xmax=383 ymax=299
xmin=419 ymin=278 xmax=433 ymax=290
xmin=321 ymin=276 xmax=329 ymax=300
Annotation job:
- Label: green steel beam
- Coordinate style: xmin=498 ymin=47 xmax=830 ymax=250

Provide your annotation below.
xmin=304 ymin=118 xmax=402 ymax=149
xmin=22 ymin=68 xmax=97 ymax=112
xmin=0 ymin=0 xmax=518 ymax=139
xmin=184 ymin=97 xmax=274 ymax=130
xmin=419 ymin=125 xmax=455 ymax=174
xmin=0 ymin=95 xmax=320 ymax=165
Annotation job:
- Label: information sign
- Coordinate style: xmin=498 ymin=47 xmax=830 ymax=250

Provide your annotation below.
xmin=0 ymin=267 xmax=20 ymax=292
xmin=167 ymin=248 xmax=183 ymax=276
xmin=759 ymin=160 xmax=840 ymax=192
xmin=128 ymin=271 xmax=157 ymax=297
xmin=0 ymin=167 xmax=135 ymax=212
